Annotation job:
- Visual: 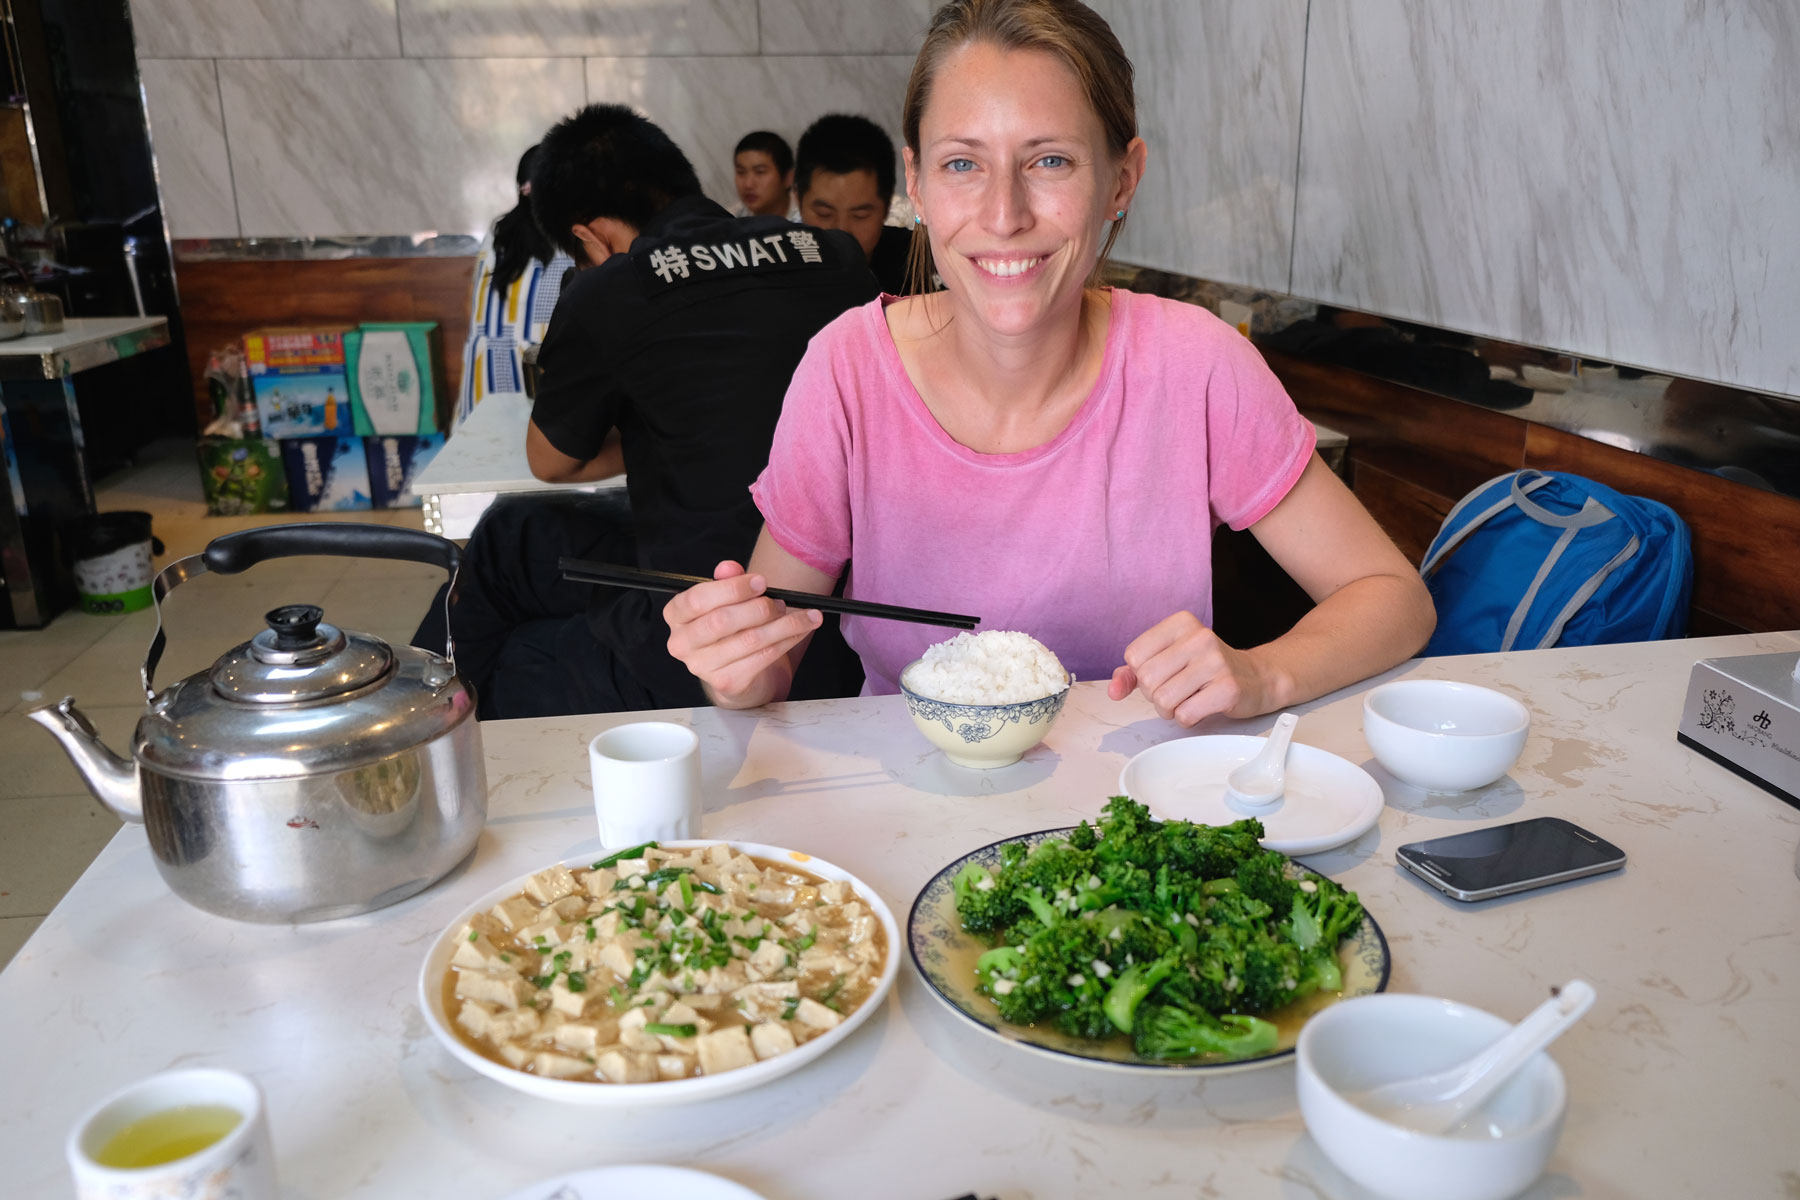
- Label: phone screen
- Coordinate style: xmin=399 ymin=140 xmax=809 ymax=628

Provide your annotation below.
xmin=1397 ymin=817 xmax=1625 ymax=899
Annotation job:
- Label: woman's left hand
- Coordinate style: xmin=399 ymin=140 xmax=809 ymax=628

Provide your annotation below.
xmin=1107 ymin=611 xmax=1275 ymax=725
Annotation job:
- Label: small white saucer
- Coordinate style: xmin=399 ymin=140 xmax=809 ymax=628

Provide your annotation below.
xmin=498 ymin=1165 xmax=766 ymax=1200
xmin=1120 ymin=735 xmax=1385 ymax=854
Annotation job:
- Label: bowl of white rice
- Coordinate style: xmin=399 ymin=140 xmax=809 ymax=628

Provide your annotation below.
xmin=899 ymin=631 xmax=1072 ymax=768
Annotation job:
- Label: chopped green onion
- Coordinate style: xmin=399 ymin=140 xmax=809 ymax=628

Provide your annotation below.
xmin=566 ymin=972 xmax=587 ymax=993
xmin=691 ymin=879 xmax=722 ymax=895
xmin=679 ymin=876 xmax=694 ymax=910
xmin=781 ymin=996 xmax=801 ymax=1020
xmin=593 ymin=841 xmax=658 ymax=869
xmin=644 ymin=1022 xmax=697 ymax=1037
xmin=585 ymin=920 xmax=597 ymax=943
xmin=532 ymin=975 xmax=553 ymax=989
xmin=500 ymin=953 xmax=511 ymax=962
xmin=468 ymin=930 xmax=479 ymax=942
xmin=610 ymin=986 xmax=628 ymax=1008
xmin=820 ymin=974 xmax=847 ymax=1010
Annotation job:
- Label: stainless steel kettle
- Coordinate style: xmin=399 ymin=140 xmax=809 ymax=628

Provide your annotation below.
xmin=29 ymin=524 xmax=486 ymax=923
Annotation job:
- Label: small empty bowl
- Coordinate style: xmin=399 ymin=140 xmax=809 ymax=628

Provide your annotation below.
xmin=1363 ymin=680 xmax=1529 ymax=792
xmin=899 ymin=664 xmax=1070 ymax=769
xmin=1297 ymin=993 xmax=1567 ymax=1200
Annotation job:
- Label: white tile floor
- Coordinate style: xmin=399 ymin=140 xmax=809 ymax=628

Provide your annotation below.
xmin=0 ymin=442 xmax=447 ymax=967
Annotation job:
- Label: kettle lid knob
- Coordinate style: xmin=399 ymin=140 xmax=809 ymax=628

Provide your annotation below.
xmin=265 ymin=604 xmax=325 ymax=650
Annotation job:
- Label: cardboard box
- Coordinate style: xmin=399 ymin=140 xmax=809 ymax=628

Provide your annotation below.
xmin=280 ymin=435 xmax=372 ymax=512
xmin=347 ymin=322 xmax=446 ymax=436
xmin=197 ymin=437 xmax=289 ymax=516
xmin=364 ymin=433 xmax=447 ymax=508
xmin=245 ymin=327 xmax=352 ymax=438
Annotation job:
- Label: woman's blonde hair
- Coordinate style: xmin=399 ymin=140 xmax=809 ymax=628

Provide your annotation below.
xmin=901 ymin=0 xmax=1138 ymax=297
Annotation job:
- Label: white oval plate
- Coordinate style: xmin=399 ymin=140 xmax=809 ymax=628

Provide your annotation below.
xmin=497 ymin=1164 xmax=766 ymax=1200
xmin=420 ymin=841 xmax=901 ymax=1107
xmin=1120 ymin=735 xmax=1385 ymax=854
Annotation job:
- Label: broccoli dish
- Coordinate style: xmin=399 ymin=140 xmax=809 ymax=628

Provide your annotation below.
xmin=951 ymin=796 xmax=1368 ymax=1061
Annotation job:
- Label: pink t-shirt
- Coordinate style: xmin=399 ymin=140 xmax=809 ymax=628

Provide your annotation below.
xmin=750 ymin=289 xmax=1316 ymax=696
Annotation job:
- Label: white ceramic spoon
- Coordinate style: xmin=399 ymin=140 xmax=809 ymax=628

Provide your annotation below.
xmin=1354 ymin=980 xmax=1597 ymax=1134
xmin=1224 ymin=713 xmax=1299 ymax=807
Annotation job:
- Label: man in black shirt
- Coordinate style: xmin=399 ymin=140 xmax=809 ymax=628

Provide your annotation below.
xmin=795 ymin=114 xmax=916 ymax=296
xmin=414 ymin=105 xmax=876 ymax=717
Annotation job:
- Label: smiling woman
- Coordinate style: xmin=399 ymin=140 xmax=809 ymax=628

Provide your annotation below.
xmin=661 ymin=0 xmax=1436 ymax=724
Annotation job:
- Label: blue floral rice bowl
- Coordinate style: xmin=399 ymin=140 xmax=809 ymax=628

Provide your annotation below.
xmin=899 ymin=631 xmax=1072 ymax=768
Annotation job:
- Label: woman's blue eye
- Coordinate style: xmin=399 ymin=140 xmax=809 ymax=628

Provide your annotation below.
xmin=1037 ymin=155 xmax=1069 ymax=169
xmin=946 ymin=158 xmax=976 ymax=173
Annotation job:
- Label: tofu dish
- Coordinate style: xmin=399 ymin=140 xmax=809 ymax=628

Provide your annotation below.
xmin=445 ymin=843 xmax=886 ymax=1084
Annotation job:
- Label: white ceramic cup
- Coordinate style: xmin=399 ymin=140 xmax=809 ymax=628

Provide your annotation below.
xmin=589 ymin=721 xmax=701 ymax=847
xmin=67 ymin=1067 xmax=276 ymax=1200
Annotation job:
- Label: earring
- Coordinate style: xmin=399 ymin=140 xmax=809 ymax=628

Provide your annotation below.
xmin=914 ymin=215 xmax=923 ymax=224
xmin=1115 ymin=209 xmax=1125 ymax=220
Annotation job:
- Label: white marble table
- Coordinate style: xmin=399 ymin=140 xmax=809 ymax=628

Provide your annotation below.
xmin=411 ymin=393 xmax=624 ymax=538
xmin=4 ymin=632 xmax=1798 ymax=1198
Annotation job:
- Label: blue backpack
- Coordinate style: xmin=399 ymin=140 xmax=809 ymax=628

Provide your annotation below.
xmin=1420 ymin=470 xmax=1693 ymax=655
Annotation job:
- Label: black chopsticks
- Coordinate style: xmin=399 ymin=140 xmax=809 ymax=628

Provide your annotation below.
xmin=558 ymin=558 xmax=981 ymax=631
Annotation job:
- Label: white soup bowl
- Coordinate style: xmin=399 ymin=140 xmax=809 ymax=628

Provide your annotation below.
xmin=1296 ymin=993 xmax=1566 ymax=1200
xmin=1362 ymin=680 xmax=1529 ymax=792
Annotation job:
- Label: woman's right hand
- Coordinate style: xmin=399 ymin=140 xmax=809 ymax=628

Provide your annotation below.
xmin=663 ymin=560 xmax=823 ymax=709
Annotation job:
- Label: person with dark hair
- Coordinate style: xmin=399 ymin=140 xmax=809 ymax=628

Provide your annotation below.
xmin=456 ymin=145 xmax=576 ymax=426
xmin=413 ymin=103 xmax=878 ymax=717
xmin=795 ymin=114 xmax=916 ymax=295
xmin=733 ymin=131 xmax=794 ymax=218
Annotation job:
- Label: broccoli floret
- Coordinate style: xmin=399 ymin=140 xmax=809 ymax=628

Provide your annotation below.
xmin=1236 ymin=933 xmax=1305 ymax=1013
xmin=1284 ymin=876 xmax=1364 ymax=949
xmin=1101 ymin=952 xmax=1180 ymax=1034
xmin=953 ymin=863 xmax=1022 ymax=935
xmin=975 ymin=945 xmax=1025 ymax=991
xmin=1000 ymin=916 xmax=1118 ymax=1039
xmin=1235 ymin=849 xmax=1300 ymax=913
xmin=1156 ymin=817 xmax=1266 ymax=880
xmin=1132 ymin=1003 xmax=1279 ymax=1060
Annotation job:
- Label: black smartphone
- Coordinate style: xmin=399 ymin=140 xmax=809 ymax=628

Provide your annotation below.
xmin=1395 ymin=817 xmax=1625 ymax=902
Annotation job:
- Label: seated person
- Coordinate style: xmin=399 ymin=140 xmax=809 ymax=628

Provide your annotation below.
xmin=457 ymin=144 xmax=576 ymax=428
xmin=414 ymin=104 xmax=877 ymax=718
xmin=733 ymin=130 xmax=795 ymax=218
xmin=795 ymin=114 xmax=916 ymax=295
xmin=663 ymin=0 xmax=1435 ymax=721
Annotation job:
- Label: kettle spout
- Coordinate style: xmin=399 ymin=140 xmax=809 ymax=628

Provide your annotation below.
xmin=26 ymin=697 xmax=143 ymax=822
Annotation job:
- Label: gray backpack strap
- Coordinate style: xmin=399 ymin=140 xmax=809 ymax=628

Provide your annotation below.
xmin=1536 ymin=535 xmax=1640 ymax=649
xmin=1420 ymin=471 xmax=1555 ymax=579
xmin=1498 ymin=491 xmax=1618 ymax=651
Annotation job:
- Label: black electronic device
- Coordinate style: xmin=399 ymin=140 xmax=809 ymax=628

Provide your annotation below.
xmin=1395 ymin=817 xmax=1625 ymax=902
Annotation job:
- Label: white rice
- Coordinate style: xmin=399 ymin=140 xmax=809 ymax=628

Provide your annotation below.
xmin=902 ymin=630 xmax=1070 ymax=705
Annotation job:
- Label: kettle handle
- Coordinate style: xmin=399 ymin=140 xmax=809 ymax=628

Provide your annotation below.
xmin=202 ymin=523 xmax=460 ymax=574
xmin=142 ymin=523 xmax=463 ymax=702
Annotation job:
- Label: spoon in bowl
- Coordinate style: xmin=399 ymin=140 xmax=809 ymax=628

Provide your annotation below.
xmin=1353 ymin=980 xmax=1597 ymax=1134
xmin=1224 ymin=712 xmax=1299 ymax=808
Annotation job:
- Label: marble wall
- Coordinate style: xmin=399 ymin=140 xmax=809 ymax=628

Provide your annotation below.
xmin=1291 ymin=0 xmax=1800 ymax=399
xmin=132 ymin=0 xmax=1797 ymax=396
xmin=132 ymin=0 xmax=931 ymax=239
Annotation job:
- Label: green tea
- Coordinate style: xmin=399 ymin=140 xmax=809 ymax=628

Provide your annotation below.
xmin=94 ymin=1104 xmax=241 ymax=1169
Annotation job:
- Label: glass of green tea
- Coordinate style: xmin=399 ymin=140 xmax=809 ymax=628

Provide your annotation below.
xmin=66 ymin=1067 xmax=275 ymax=1199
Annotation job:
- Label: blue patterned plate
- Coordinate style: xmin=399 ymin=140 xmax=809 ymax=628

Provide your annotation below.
xmin=907 ymin=828 xmax=1391 ymax=1074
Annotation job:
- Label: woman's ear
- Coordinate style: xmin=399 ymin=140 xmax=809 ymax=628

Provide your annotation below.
xmin=1110 ymin=136 xmax=1149 ymax=217
xmin=902 ymin=146 xmax=923 ymax=224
